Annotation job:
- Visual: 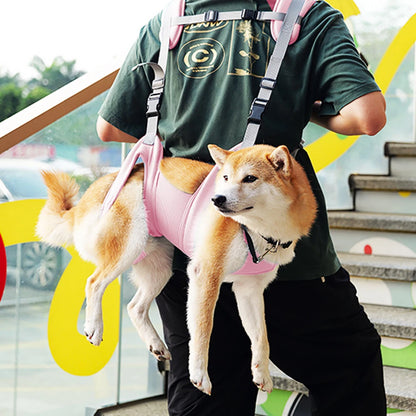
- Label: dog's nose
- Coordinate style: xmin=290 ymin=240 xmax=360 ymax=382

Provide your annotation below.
xmin=211 ymin=194 xmax=227 ymax=207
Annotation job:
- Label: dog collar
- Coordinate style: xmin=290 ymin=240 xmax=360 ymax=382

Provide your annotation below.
xmin=241 ymin=225 xmax=292 ymax=264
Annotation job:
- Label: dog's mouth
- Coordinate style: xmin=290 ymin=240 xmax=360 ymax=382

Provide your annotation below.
xmin=217 ymin=206 xmax=253 ymax=215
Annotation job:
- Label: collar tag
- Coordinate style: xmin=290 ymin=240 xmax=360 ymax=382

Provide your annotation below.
xmin=241 ymin=225 xmax=292 ymax=264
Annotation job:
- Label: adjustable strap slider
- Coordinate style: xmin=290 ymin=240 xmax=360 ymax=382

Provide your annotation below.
xmin=204 ymin=10 xmax=219 ymax=22
xmin=260 ymin=77 xmax=276 ymax=91
xmin=241 ymin=9 xmax=258 ymax=20
xmin=151 ymin=77 xmax=165 ymax=91
xmin=248 ymin=98 xmax=268 ymax=124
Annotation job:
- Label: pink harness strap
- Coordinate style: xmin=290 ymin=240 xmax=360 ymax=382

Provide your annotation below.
xmin=166 ymin=0 xmax=316 ymax=50
xmin=270 ymin=0 xmax=316 ymax=45
xmin=235 ymin=251 xmax=277 ymax=275
xmin=141 ymin=135 xmax=212 ymax=255
xmin=101 ymin=135 xmax=276 ymax=275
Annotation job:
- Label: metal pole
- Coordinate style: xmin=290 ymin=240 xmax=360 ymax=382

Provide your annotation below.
xmin=13 ymin=244 xmax=22 ymax=416
xmin=115 ymin=142 xmax=128 ymax=404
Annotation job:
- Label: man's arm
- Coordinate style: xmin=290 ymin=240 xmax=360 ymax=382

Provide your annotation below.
xmin=98 ymin=90 xmax=386 ymax=143
xmin=96 ymin=116 xmax=138 ymax=143
xmin=310 ymin=91 xmax=386 ymax=136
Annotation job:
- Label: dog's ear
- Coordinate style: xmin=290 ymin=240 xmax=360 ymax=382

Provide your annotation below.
xmin=268 ymin=145 xmax=292 ymax=178
xmin=208 ymin=145 xmax=231 ymax=168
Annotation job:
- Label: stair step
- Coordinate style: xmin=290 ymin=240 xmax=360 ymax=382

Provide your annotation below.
xmin=91 ymin=396 xmax=168 ymax=415
xmin=363 ymin=304 xmax=416 ymax=340
xmin=384 ymin=142 xmax=416 ymax=179
xmin=348 ymin=175 xmax=416 ymax=214
xmin=385 ymin=142 xmax=416 ymax=157
xmin=390 ymin=156 xmax=416 ymax=179
xmin=328 ymin=211 xmax=416 ymax=258
xmin=351 ymin=275 xmax=415 ymax=309
xmin=349 ymin=174 xmax=416 ymax=192
xmin=270 ymin=365 xmax=307 ymax=396
xmin=328 ymin=211 xmax=416 ymax=233
xmin=269 ymin=365 xmax=416 ymax=412
xmin=354 ymin=189 xmax=416 ymax=215
xmin=344 ymin=255 xmax=415 ymax=308
xmin=384 ymin=366 xmax=416 ymax=412
xmin=338 ymin=252 xmax=416 ymax=281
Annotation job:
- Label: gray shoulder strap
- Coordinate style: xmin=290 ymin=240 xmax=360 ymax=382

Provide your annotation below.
xmin=241 ymin=0 xmax=306 ymax=148
xmin=137 ymin=0 xmax=306 ymax=147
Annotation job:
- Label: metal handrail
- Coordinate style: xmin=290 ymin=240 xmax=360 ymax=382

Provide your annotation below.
xmin=0 ymin=64 xmax=119 ymax=154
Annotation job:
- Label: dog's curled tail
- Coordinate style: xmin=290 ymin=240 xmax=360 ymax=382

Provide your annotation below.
xmin=36 ymin=170 xmax=79 ymax=247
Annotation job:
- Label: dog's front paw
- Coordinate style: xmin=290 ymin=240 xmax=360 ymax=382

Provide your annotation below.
xmin=83 ymin=321 xmax=103 ymax=346
xmin=252 ymin=365 xmax=273 ymax=393
xmin=149 ymin=342 xmax=171 ymax=361
xmin=189 ymin=369 xmax=212 ymax=395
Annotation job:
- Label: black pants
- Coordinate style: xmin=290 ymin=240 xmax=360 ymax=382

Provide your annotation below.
xmin=156 ymin=267 xmax=386 ymax=416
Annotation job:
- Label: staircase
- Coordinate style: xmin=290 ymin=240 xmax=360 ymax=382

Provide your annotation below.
xmin=267 ymin=142 xmax=416 ymax=414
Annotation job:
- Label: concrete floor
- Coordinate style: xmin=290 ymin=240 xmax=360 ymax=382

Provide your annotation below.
xmin=97 ymin=398 xmax=168 ymax=416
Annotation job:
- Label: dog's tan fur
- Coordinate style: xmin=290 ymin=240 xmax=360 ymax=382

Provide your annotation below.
xmin=36 ymin=144 xmax=316 ymax=395
xmin=160 ymin=157 xmax=213 ymax=194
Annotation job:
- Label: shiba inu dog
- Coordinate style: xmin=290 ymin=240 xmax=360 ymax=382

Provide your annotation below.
xmin=36 ymin=143 xmax=317 ymax=395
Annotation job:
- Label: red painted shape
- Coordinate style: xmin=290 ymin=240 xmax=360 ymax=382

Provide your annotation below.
xmin=0 ymin=233 xmax=6 ymax=302
xmin=364 ymin=244 xmax=373 ymax=255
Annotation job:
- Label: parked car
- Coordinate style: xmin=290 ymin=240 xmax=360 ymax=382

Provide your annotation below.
xmin=0 ymin=158 xmax=69 ymax=290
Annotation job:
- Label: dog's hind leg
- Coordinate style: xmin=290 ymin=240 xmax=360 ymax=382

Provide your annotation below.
xmin=84 ymin=264 xmax=127 ymax=346
xmin=83 ymin=224 xmax=150 ymax=347
xmin=187 ymin=262 xmax=224 ymax=396
xmin=232 ymin=277 xmax=273 ymax=393
xmin=127 ymin=238 xmax=173 ymax=361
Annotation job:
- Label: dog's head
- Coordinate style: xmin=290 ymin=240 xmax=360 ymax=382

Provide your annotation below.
xmin=208 ymin=144 xmax=317 ymax=238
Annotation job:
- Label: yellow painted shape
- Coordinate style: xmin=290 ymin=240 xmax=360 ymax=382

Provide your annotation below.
xmin=327 ymin=0 xmax=360 ymax=19
xmin=48 ymin=245 xmax=120 ymax=376
xmin=398 ymin=191 xmax=411 ymax=198
xmin=0 ymin=199 xmax=45 ymax=245
xmin=305 ymin=133 xmax=360 ymax=172
xmin=0 ymin=199 xmax=120 ymax=376
xmin=306 ymin=12 xmax=416 ymax=172
xmin=374 ymin=13 xmax=416 ymax=95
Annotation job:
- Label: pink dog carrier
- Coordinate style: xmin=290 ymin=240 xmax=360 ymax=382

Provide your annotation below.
xmin=101 ymin=0 xmax=315 ymax=274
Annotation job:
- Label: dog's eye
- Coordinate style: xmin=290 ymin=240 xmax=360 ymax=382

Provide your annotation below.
xmin=243 ymin=175 xmax=257 ymax=183
xmin=223 ymin=175 xmax=228 ymax=182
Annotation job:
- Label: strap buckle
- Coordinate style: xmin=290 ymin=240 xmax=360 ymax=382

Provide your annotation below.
xmin=248 ymin=98 xmax=268 ymax=124
xmin=204 ymin=10 xmax=219 ymax=22
xmin=241 ymin=9 xmax=258 ymax=20
xmin=146 ymin=91 xmax=163 ymax=118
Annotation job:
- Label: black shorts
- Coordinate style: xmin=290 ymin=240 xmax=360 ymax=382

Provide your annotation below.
xmin=156 ymin=267 xmax=386 ymax=416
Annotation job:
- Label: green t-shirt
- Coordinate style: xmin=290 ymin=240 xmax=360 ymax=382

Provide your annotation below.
xmin=99 ymin=0 xmax=380 ymax=280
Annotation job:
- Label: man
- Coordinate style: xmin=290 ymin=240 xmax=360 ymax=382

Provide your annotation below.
xmin=97 ymin=1 xmax=387 ymax=415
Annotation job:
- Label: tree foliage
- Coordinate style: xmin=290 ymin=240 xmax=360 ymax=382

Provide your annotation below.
xmin=0 ymin=56 xmax=85 ymax=122
xmin=29 ymin=56 xmax=84 ymax=92
xmin=0 ymin=83 xmax=23 ymax=120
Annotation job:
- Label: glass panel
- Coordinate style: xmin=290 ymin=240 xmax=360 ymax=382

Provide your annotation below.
xmin=0 ymin=93 xmax=164 ymax=415
xmin=118 ymin=277 xmax=165 ymax=404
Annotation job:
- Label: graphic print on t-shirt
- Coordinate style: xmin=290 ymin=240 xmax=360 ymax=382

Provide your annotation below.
xmin=177 ymin=20 xmax=228 ymax=78
xmin=227 ymin=21 xmax=271 ymax=78
xmin=177 ymin=38 xmax=225 ymax=78
xmin=177 ymin=20 xmax=271 ymax=79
